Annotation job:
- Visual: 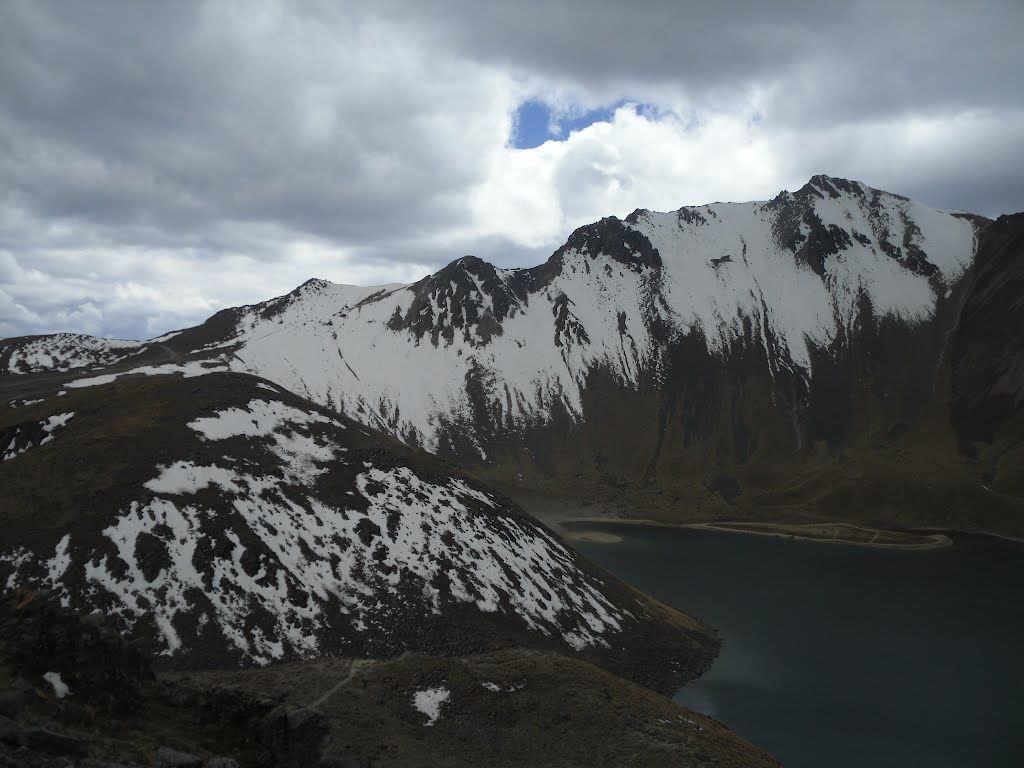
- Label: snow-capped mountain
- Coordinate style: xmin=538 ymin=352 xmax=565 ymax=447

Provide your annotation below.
xmin=0 ymin=371 xmax=714 ymax=689
xmin=175 ymin=176 xmax=984 ymax=457
xmin=5 ymin=175 xmax=1019 ymax=535
xmin=5 ymin=177 xmax=979 ymax=441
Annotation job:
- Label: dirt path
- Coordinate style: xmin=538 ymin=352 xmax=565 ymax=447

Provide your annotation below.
xmin=308 ymin=658 xmax=377 ymax=709
xmin=154 ymin=343 xmax=179 ymax=362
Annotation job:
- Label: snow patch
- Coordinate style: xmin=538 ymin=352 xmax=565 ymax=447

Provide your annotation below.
xmin=188 ymin=399 xmax=342 ymax=484
xmin=1 ymin=548 xmax=31 ymax=589
xmin=43 ymin=672 xmax=70 ymax=699
xmin=413 ymin=687 xmax=450 ymax=726
xmin=66 ymin=361 xmax=227 ymax=388
xmin=1 ymin=440 xmax=28 ymax=462
xmin=46 ymin=535 xmax=72 ymax=586
xmin=149 ymin=329 xmax=183 ymax=343
xmin=144 ymin=462 xmax=244 ymax=495
xmin=84 ymin=499 xmax=206 ymax=654
xmin=3 ymin=394 xmax=635 ymax=665
xmin=188 ymin=399 xmax=341 ymax=440
xmin=2 ymin=412 xmax=74 ymax=461
xmin=39 ymin=412 xmax=74 ymax=445
xmin=57 ymin=459 xmax=626 ymax=662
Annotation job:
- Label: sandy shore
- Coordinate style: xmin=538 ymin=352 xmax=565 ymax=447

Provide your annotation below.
xmin=564 ymin=517 xmax=953 ymax=550
xmin=562 ymin=529 xmax=624 ymax=544
xmin=504 ymin=488 xmax=956 ymax=551
xmin=503 ymin=485 xmax=1024 ymax=550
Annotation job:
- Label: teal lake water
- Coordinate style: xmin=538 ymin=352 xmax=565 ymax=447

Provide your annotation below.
xmin=571 ymin=524 xmax=1024 ymax=768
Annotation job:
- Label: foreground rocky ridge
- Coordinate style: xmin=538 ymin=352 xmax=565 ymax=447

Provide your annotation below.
xmin=0 ymin=371 xmax=755 ymax=763
xmin=0 ymin=372 xmax=715 ymax=694
xmin=0 ymin=590 xmax=778 ymax=767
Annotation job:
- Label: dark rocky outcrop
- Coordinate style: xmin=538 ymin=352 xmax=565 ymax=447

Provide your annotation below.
xmin=386 ymin=256 xmax=528 ymax=347
xmin=0 ymin=591 xmax=778 ymax=768
xmin=951 ymin=213 xmax=1024 ymax=497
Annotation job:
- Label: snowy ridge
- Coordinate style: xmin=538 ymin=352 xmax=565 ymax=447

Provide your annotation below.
xmin=627 ymin=178 xmax=977 ymax=372
xmin=215 ymin=233 xmax=672 ymax=451
xmin=2 ymin=392 xmax=629 ymax=664
xmin=1 ymin=333 xmax=143 ymax=375
xmin=210 ymin=177 xmax=980 ymax=453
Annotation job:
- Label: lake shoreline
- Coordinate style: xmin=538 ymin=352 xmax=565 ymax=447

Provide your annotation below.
xmin=562 ymin=518 xmax=953 ymax=550
xmin=503 ymin=486 xmax=1024 ymax=550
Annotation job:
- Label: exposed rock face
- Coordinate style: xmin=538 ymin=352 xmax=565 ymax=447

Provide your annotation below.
xmin=0 ymin=589 xmax=153 ymax=713
xmin=387 ymin=256 xmax=528 ymax=346
xmin=951 ymin=213 xmax=1024 ymax=497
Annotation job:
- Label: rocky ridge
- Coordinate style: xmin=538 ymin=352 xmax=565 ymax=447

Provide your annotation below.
xmin=0 ymin=372 xmax=715 ymax=693
xmin=950 ymin=213 xmax=1024 ymax=499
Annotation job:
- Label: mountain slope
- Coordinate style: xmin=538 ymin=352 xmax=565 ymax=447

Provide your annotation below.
xmin=0 ymin=370 xmax=715 ymax=692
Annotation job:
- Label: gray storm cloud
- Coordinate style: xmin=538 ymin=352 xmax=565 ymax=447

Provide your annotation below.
xmin=1 ymin=0 xmax=1022 ymax=340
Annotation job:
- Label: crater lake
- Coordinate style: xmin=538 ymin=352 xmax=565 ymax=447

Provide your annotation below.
xmin=571 ymin=524 xmax=1024 ymax=768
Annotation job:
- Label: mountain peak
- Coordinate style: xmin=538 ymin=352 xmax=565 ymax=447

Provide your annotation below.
xmin=801 ymin=174 xmax=869 ymax=200
xmin=384 ymin=253 xmax=528 ymax=348
xmin=296 ymin=277 xmax=336 ymax=292
xmin=552 ymin=215 xmax=662 ymax=275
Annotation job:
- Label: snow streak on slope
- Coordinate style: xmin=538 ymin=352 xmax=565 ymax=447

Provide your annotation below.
xmin=3 ymin=395 xmax=628 ymax=663
xmin=65 ymin=361 xmax=229 ymax=388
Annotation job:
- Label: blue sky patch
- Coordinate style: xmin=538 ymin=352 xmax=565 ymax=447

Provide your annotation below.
xmin=511 ymin=100 xmax=658 ymax=149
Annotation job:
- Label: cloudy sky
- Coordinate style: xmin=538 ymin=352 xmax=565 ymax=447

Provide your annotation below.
xmin=2 ymin=0 xmax=1022 ymax=340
